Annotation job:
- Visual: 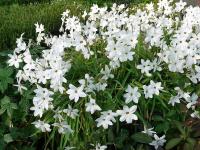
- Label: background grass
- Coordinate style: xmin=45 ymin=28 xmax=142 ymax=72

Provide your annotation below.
xmin=0 ymin=0 xmax=156 ymax=51
xmin=0 ymin=0 xmax=153 ymax=6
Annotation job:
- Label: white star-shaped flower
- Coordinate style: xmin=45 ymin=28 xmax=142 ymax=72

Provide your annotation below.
xmin=117 ymin=105 xmax=138 ymax=124
xmin=66 ymin=84 xmax=87 ymax=102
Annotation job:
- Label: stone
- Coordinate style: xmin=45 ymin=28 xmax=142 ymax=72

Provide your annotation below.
xmin=183 ymin=0 xmax=200 ymax=6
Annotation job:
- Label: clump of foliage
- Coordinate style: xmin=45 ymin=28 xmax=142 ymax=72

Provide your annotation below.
xmin=3 ymin=0 xmax=200 ymax=150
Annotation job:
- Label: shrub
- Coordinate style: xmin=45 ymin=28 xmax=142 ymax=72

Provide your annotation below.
xmin=7 ymin=0 xmax=200 ymax=149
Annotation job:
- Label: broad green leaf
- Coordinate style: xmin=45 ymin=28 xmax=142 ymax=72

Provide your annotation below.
xmin=1 ymin=96 xmax=10 ymax=105
xmin=183 ymin=143 xmax=193 ymax=150
xmin=107 ymin=128 xmax=114 ymax=142
xmin=10 ymin=103 xmax=17 ymax=109
xmin=131 ymin=132 xmax=152 ymax=144
xmin=115 ymin=129 xmax=129 ymax=148
xmin=174 ymin=121 xmax=185 ymax=135
xmin=0 ymin=68 xmax=13 ymax=93
xmin=0 ymin=138 xmax=5 ymax=150
xmin=152 ymin=115 xmax=164 ymax=121
xmin=0 ymin=96 xmax=17 ymax=117
xmin=165 ymin=138 xmax=182 ymax=149
xmin=0 ymin=108 xmax=6 ymax=115
xmin=155 ymin=122 xmax=170 ymax=133
xmin=0 ymin=50 xmax=12 ymax=56
xmin=4 ymin=134 xmax=13 ymax=143
xmin=186 ymin=138 xmax=196 ymax=148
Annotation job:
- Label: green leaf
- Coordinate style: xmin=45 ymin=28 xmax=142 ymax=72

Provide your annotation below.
xmin=152 ymin=115 xmax=164 ymax=121
xmin=0 ymin=96 xmax=17 ymax=118
xmin=10 ymin=103 xmax=17 ymax=109
xmin=0 ymin=108 xmax=6 ymax=115
xmin=131 ymin=132 xmax=153 ymax=144
xmin=1 ymin=96 xmax=10 ymax=105
xmin=165 ymin=138 xmax=182 ymax=149
xmin=115 ymin=129 xmax=129 ymax=148
xmin=107 ymin=129 xmax=114 ymax=142
xmin=0 ymin=68 xmax=13 ymax=93
xmin=186 ymin=138 xmax=196 ymax=148
xmin=0 ymin=50 xmax=12 ymax=57
xmin=174 ymin=121 xmax=185 ymax=135
xmin=183 ymin=142 xmax=193 ymax=150
xmin=0 ymin=137 xmax=5 ymax=150
xmin=4 ymin=134 xmax=13 ymax=143
xmin=155 ymin=122 xmax=170 ymax=133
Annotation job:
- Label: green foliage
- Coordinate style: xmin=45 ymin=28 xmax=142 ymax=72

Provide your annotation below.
xmin=165 ymin=138 xmax=182 ymax=149
xmin=0 ymin=96 xmax=17 ymax=117
xmin=131 ymin=133 xmax=153 ymax=144
xmin=0 ymin=50 xmax=36 ymax=149
xmin=0 ymin=68 xmax=13 ymax=93
xmin=0 ymin=0 xmax=86 ymax=51
xmin=0 ymin=0 xmax=51 ymax=6
xmin=0 ymin=0 xmax=200 ymax=150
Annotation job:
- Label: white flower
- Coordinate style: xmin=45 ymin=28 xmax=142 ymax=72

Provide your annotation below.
xmin=14 ymin=78 xmax=27 ymax=94
xmin=82 ymin=10 xmax=87 ymax=18
xmin=35 ymin=22 xmax=44 ymax=33
xmin=66 ymin=84 xmax=87 ymax=102
xmin=145 ymin=26 xmax=163 ymax=47
xmin=15 ymin=34 xmax=27 ymax=52
xmin=149 ymin=80 xmax=163 ymax=96
xmin=168 ymin=96 xmax=180 ymax=106
xmin=149 ymin=134 xmax=166 ymax=150
xmin=30 ymin=106 xmax=44 ymax=118
xmin=85 ymin=97 xmax=101 ymax=114
xmin=143 ymin=85 xmax=154 ymax=99
xmin=143 ymin=81 xmax=163 ymax=99
xmin=96 ymin=110 xmax=117 ymax=129
xmin=186 ymin=93 xmax=198 ymax=109
xmin=96 ymin=117 xmax=113 ymax=129
xmin=94 ymin=143 xmax=107 ymax=150
xmin=168 ymin=87 xmax=191 ymax=106
xmin=35 ymin=23 xmax=45 ymax=44
xmin=117 ymin=105 xmax=138 ymax=124
xmin=52 ymin=122 xmax=73 ymax=134
xmin=100 ymin=65 xmax=114 ymax=80
xmin=53 ymin=109 xmax=63 ymax=122
xmin=123 ymin=85 xmax=141 ymax=104
xmin=63 ymin=105 xmax=79 ymax=119
xmin=191 ymin=110 xmax=200 ymax=119
xmin=137 ymin=59 xmax=153 ymax=76
xmin=142 ymin=127 xmax=156 ymax=136
xmin=64 ymin=146 xmax=75 ymax=150
xmin=8 ymin=53 xmax=22 ymax=68
xmin=30 ymin=86 xmax=54 ymax=117
xmin=32 ymin=120 xmax=51 ymax=132
xmin=152 ymin=58 xmax=162 ymax=72
xmin=175 ymin=87 xmax=190 ymax=101
xmin=174 ymin=0 xmax=186 ymax=12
